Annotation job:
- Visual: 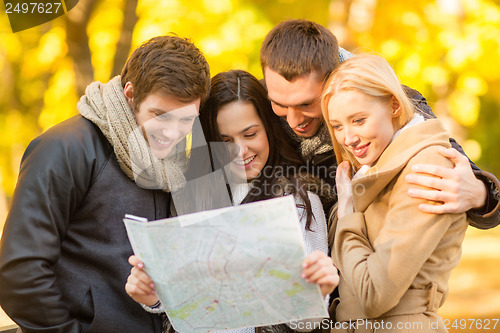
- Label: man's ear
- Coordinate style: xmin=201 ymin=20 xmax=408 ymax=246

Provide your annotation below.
xmin=390 ymin=96 xmax=401 ymax=118
xmin=123 ymin=82 xmax=134 ymax=108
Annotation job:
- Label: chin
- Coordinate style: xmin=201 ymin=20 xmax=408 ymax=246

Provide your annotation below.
xmin=152 ymin=148 xmax=175 ymax=160
xmin=293 ymin=130 xmax=315 ymax=138
xmin=358 ymin=158 xmax=375 ymax=166
xmin=245 ymin=172 xmax=258 ymax=181
xmin=229 ymin=167 xmax=248 ymax=182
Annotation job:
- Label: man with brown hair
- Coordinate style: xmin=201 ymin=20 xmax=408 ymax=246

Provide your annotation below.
xmin=0 ymin=35 xmax=210 ymax=333
xmin=260 ymin=19 xmax=499 ymax=229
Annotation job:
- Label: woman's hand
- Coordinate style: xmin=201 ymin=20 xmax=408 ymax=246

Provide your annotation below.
xmin=125 ymin=255 xmax=159 ymax=306
xmin=302 ymin=251 xmax=339 ymax=297
xmin=336 ymin=161 xmax=354 ymax=218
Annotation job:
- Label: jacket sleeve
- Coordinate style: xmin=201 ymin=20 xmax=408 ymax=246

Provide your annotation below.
xmin=0 ymin=120 xmax=104 ymax=332
xmin=404 ymin=85 xmax=500 ymax=229
xmin=333 ymin=148 xmax=466 ymax=318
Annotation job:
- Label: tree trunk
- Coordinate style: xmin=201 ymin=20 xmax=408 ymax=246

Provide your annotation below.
xmin=65 ymin=0 xmax=99 ymax=97
xmin=111 ymin=0 xmax=139 ymax=79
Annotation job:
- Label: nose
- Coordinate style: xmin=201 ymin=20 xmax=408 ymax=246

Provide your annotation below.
xmin=344 ymin=127 xmax=360 ymax=147
xmin=235 ymin=140 xmax=249 ymax=157
xmin=240 ymin=143 xmax=249 ymax=157
xmin=161 ymin=123 xmax=181 ymax=141
xmin=286 ymin=107 xmax=306 ymax=129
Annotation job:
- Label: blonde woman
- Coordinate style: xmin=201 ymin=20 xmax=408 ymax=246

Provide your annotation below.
xmin=322 ymin=54 xmax=468 ymax=332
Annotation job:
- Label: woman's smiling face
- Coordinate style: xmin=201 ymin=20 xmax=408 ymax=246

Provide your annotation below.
xmin=328 ymin=89 xmax=396 ymax=166
xmin=216 ymin=100 xmax=270 ymax=181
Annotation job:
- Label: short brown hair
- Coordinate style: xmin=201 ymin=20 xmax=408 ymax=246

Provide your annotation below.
xmin=260 ymin=19 xmax=339 ymax=81
xmin=121 ymin=35 xmax=210 ymax=109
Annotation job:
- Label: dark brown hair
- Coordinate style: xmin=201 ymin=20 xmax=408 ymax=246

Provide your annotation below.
xmin=200 ymin=70 xmax=316 ymax=229
xmin=121 ymin=35 xmax=210 ymax=109
xmin=260 ymin=19 xmax=339 ymax=81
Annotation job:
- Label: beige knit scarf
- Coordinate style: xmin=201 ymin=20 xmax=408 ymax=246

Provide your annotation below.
xmin=78 ymin=76 xmax=187 ymax=192
xmin=281 ymin=118 xmax=333 ymax=161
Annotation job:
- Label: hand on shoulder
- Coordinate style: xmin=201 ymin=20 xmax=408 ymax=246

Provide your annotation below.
xmin=406 ymin=147 xmax=487 ymax=214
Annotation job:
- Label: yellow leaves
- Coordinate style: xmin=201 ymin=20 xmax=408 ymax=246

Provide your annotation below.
xmin=1 ymin=0 xmax=500 ymax=198
xmin=348 ymin=0 xmax=377 ymax=32
xmin=200 ymin=38 xmax=223 ymax=57
xmin=400 ymin=11 xmax=422 ymax=28
xmin=380 ymin=40 xmax=401 ymax=59
xmin=134 ymin=23 xmax=165 ymax=46
xmin=2 ymin=111 xmax=36 ymax=145
xmin=463 ymin=0 xmax=500 ymax=24
xmin=0 ymin=111 xmax=39 ymax=196
xmin=217 ymin=9 xmax=270 ymax=53
xmin=196 ymin=6 xmax=271 ymax=76
xmin=445 ymin=73 xmax=487 ymax=128
xmin=137 ymin=0 xmax=180 ymax=14
xmin=135 ymin=0 xmax=194 ymax=42
xmin=438 ymin=30 xmax=458 ymax=49
xmin=20 ymin=79 xmax=45 ymax=105
xmin=88 ymin=0 xmax=124 ymax=81
xmin=20 ymin=26 xmax=66 ymax=78
xmin=462 ymin=139 xmax=482 ymax=162
xmin=37 ymin=27 xmax=67 ymax=68
xmin=203 ymin=0 xmax=232 ymax=14
xmin=399 ymin=54 xmax=422 ymax=79
xmin=447 ymin=90 xmax=480 ymax=127
xmin=0 ymin=33 xmax=22 ymax=62
xmin=39 ymin=60 xmax=78 ymax=132
xmin=474 ymin=40 xmax=500 ymax=81
xmin=457 ymin=73 xmax=488 ymax=96
xmin=422 ymin=66 xmax=449 ymax=87
xmin=446 ymin=39 xmax=481 ymax=71
xmin=134 ymin=0 xmax=271 ymax=77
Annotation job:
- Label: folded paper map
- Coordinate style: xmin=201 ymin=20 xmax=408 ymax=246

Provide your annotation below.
xmin=123 ymin=195 xmax=328 ymax=332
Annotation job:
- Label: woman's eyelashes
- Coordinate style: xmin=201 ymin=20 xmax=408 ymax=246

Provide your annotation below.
xmin=330 ymin=118 xmax=365 ymax=131
xmin=353 ymin=117 xmax=366 ymax=125
xmin=221 ymin=132 xmax=257 ymax=143
xmin=330 ymin=123 xmax=343 ymax=131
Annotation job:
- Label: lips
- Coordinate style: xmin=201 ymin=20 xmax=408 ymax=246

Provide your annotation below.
xmin=233 ymin=155 xmax=256 ymax=166
xmin=151 ymin=135 xmax=173 ymax=147
xmin=351 ymin=143 xmax=370 ymax=158
xmin=294 ymin=119 xmax=313 ymax=132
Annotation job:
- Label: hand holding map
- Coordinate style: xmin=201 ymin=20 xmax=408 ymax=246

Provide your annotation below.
xmin=123 ymin=195 xmax=328 ymax=332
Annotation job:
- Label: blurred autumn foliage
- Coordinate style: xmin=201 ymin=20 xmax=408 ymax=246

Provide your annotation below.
xmin=1 ymin=0 xmax=500 ymax=200
xmin=1 ymin=0 xmax=500 ymax=328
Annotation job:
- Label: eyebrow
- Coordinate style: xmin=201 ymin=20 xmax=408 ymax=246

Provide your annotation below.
xmin=149 ymin=107 xmax=199 ymax=117
xmin=220 ymin=124 xmax=260 ymax=137
xmin=346 ymin=111 xmax=366 ymax=119
xmin=330 ymin=111 xmax=367 ymax=122
xmin=149 ymin=107 xmax=167 ymax=114
xmin=268 ymin=96 xmax=319 ymax=108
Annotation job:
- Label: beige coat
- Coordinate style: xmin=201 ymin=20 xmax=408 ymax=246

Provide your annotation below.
xmin=329 ymin=119 xmax=468 ymax=333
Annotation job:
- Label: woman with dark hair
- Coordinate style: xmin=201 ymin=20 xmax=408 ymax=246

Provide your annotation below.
xmin=202 ymin=70 xmax=318 ymax=226
xmin=126 ymin=70 xmax=339 ymax=333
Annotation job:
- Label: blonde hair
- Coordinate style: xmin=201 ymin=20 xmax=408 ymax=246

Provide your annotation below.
xmin=321 ymin=54 xmax=415 ymax=171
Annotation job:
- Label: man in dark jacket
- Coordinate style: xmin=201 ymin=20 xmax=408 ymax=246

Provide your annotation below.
xmin=0 ymin=35 xmax=210 ymax=333
xmin=259 ymin=19 xmax=500 ymax=229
